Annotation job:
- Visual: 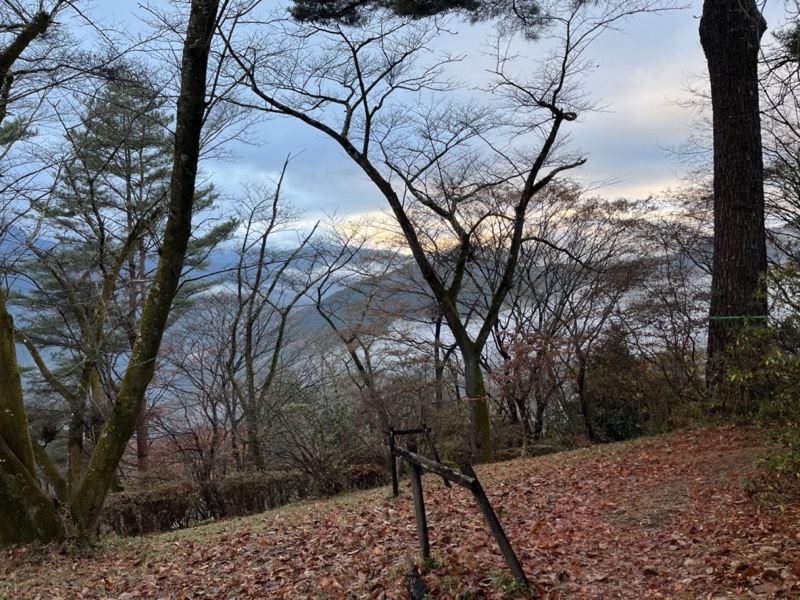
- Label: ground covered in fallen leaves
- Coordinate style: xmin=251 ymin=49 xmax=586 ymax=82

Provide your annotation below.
xmin=3 ymin=426 xmax=799 ymax=599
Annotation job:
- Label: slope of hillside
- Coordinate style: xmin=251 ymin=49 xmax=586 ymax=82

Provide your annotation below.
xmin=2 ymin=426 xmax=798 ymax=599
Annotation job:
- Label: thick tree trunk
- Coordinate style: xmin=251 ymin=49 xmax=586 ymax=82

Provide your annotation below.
xmin=67 ymin=409 xmax=85 ymax=494
xmin=0 ymin=291 xmax=65 ymax=544
xmin=0 ymin=435 xmax=64 ymax=544
xmin=463 ymin=349 xmax=492 ymax=463
xmin=246 ymin=418 xmax=267 ymax=471
xmin=700 ymin=0 xmax=768 ymax=396
xmin=0 ymin=5 xmax=69 ymax=545
xmin=0 ymin=291 xmax=36 ymax=477
xmin=68 ymin=0 xmax=220 ymax=537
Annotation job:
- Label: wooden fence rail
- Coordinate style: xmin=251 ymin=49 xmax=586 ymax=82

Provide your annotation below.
xmin=389 ymin=437 xmax=531 ymax=592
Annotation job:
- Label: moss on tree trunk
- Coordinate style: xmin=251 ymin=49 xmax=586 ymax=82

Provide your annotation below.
xmin=68 ymin=0 xmax=221 ymax=537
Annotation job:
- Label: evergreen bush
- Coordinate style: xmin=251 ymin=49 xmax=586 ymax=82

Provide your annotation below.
xmin=211 ymin=470 xmax=311 ymax=517
xmin=102 ymin=480 xmax=200 ymax=536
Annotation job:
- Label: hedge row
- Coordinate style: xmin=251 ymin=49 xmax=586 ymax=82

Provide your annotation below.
xmin=102 ymin=480 xmax=200 ymax=536
xmin=102 ymin=464 xmax=388 ymax=536
xmin=346 ymin=463 xmax=389 ymax=490
xmin=203 ymin=469 xmax=312 ymax=519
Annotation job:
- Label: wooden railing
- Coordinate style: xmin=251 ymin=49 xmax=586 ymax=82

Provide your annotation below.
xmin=388 ymin=427 xmax=531 ymax=593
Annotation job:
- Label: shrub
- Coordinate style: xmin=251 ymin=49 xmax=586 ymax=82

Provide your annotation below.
xmin=343 ymin=443 xmax=390 ymax=470
xmin=102 ymin=480 xmax=200 ymax=536
xmin=210 ymin=470 xmax=311 ymax=517
xmin=424 ymin=405 xmax=472 ymax=466
xmin=346 ymin=463 xmax=388 ymax=490
xmin=745 ymin=428 xmax=800 ymax=510
xmin=729 ymin=311 xmax=800 ymax=508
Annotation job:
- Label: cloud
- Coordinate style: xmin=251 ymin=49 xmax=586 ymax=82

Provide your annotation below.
xmin=206 ymin=123 xmax=384 ymax=219
xmin=112 ymin=0 xmax=788 ymax=211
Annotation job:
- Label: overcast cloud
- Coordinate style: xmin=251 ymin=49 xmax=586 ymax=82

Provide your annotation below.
xmin=93 ymin=0 xmax=789 ymax=220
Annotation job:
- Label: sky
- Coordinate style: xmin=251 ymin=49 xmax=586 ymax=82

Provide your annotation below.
xmin=90 ymin=0 xmax=790 ymax=223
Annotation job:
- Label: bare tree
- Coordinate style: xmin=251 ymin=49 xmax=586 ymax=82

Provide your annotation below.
xmin=221 ymin=169 xmax=358 ymax=470
xmin=486 ymin=185 xmax=652 ymax=443
xmin=219 ymin=0 xmax=672 ymax=461
xmin=624 ymin=194 xmax=711 ymax=411
xmin=760 ymin=8 xmax=800 ymax=265
xmin=148 ymin=291 xmax=246 ymax=515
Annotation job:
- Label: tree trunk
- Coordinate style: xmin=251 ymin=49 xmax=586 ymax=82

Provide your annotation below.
xmin=136 ymin=410 xmax=150 ymax=473
xmin=515 ymin=394 xmax=532 ymax=441
xmin=533 ymin=397 xmax=546 ymax=441
xmin=0 ymin=290 xmax=65 ymax=544
xmin=700 ymin=0 xmax=768 ymax=397
xmin=576 ymin=357 xmax=597 ymax=443
xmin=0 ymin=435 xmax=64 ymax=544
xmin=506 ymin=395 xmax=520 ymax=423
xmin=0 ymin=290 xmax=36 ymax=478
xmin=246 ymin=417 xmax=267 ymax=471
xmin=0 ymin=4 xmax=71 ymax=545
xmin=129 ymin=238 xmax=152 ymax=474
xmin=433 ymin=315 xmax=446 ymax=407
xmin=533 ymin=361 xmax=552 ymax=441
xmin=463 ymin=349 xmax=492 ymax=463
xmin=68 ymin=0 xmax=220 ymax=537
xmin=67 ymin=409 xmax=85 ymax=495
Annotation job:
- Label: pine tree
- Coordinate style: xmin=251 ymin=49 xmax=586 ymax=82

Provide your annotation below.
xmin=15 ymin=75 xmax=233 ymax=491
xmin=699 ymin=0 xmax=769 ymax=404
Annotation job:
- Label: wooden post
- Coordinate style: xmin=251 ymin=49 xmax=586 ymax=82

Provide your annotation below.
xmin=389 ymin=427 xmax=398 ymax=497
xmin=424 ymin=426 xmax=451 ymax=488
xmin=390 ymin=447 xmax=532 ymax=592
xmin=408 ymin=461 xmax=430 ymax=559
xmin=460 ymin=463 xmax=530 ymax=590
xmin=404 ymin=555 xmax=429 ymax=600
xmin=393 ymin=447 xmax=476 ymax=488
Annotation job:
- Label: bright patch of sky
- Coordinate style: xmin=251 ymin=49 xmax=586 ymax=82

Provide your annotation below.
xmin=89 ymin=0 xmax=789 ymax=222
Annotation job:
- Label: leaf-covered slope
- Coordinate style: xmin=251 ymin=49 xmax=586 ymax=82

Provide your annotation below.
xmin=2 ymin=426 xmax=798 ymax=599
